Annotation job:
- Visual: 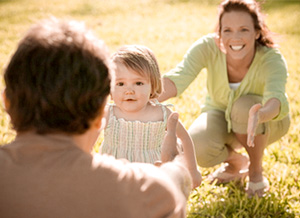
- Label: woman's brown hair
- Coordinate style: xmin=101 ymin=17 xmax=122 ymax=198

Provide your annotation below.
xmin=216 ymin=0 xmax=276 ymax=48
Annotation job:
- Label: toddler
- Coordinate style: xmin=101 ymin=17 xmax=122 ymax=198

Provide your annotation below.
xmin=100 ymin=45 xmax=201 ymax=188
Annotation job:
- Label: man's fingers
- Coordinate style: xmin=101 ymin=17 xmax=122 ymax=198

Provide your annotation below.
xmin=161 ymin=112 xmax=179 ymax=163
xmin=167 ymin=112 xmax=179 ymax=134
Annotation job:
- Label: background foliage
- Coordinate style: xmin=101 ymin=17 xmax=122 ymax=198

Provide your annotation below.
xmin=0 ymin=0 xmax=299 ymax=217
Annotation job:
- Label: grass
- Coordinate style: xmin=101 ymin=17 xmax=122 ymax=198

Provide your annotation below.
xmin=0 ymin=0 xmax=299 ymax=217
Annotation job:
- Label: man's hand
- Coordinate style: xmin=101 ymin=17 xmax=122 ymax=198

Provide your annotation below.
xmin=158 ymin=112 xmax=192 ymax=198
xmin=160 ymin=112 xmax=179 ymax=163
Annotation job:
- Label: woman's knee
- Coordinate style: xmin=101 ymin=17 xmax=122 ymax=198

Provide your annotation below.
xmin=188 ymin=110 xmax=231 ymax=167
xmin=267 ymin=114 xmax=290 ymax=144
xmin=189 ymin=122 xmax=229 ymax=167
xmin=191 ymin=135 xmax=229 ymax=167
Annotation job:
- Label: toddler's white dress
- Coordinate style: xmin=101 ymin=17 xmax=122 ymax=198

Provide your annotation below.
xmin=100 ymin=104 xmax=168 ymax=163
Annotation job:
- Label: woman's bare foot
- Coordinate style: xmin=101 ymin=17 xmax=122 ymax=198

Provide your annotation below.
xmin=207 ymin=151 xmax=249 ymax=184
xmin=246 ymin=176 xmax=269 ymax=197
xmin=225 ymin=151 xmax=249 ymax=175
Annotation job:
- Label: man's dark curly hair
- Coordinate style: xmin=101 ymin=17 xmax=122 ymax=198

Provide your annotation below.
xmin=4 ymin=18 xmax=111 ymax=134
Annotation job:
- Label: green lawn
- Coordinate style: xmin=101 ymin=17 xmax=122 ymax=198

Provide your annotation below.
xmin=1 ymin=0 xmax=299 ymax=217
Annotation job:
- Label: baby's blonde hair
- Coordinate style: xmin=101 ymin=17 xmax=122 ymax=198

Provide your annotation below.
xmin=111 ymin=45 xmax=162 ymax=99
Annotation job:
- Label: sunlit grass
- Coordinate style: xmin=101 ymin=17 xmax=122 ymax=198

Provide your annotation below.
xmin=0 ymin=0 xmax=299 ymax=217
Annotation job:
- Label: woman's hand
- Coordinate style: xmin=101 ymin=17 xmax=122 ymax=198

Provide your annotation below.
xmin=247 ymin=103 xmax=262 ymax=147
xmin=247 ymin=98 xmax=281 ymax=147
xmin=157 ymin=77 xmax=177 ymax=102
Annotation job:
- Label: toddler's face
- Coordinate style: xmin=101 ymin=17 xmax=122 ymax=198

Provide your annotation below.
xmin=111 ymin=62 xmax=151 ymax=114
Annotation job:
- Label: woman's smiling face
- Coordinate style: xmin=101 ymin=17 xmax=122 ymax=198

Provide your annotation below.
xmin=220 ymin=10 xmax=259 ymax=61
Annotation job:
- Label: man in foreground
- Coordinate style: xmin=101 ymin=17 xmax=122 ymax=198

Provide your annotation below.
xmin=0 ymin=18 xmax=192 ymax=218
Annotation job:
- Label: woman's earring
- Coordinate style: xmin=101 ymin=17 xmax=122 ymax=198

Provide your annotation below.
xmin=256 ymin=32 xmax=260 ymax=40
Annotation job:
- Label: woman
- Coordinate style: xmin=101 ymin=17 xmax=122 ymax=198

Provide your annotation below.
xmin=159 ymin=0 xmax=290 ymax=197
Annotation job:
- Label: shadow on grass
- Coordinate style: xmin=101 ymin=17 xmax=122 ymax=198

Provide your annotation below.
xmin=262 ymin=0 xmax=300 ymax=8
xmin=188 ymin=182 xmax=296 ymax=218
xmin=164 ymin=0 xmax=300 ymax=35
xmin=0 ymin=0 xmax=22 ymax=4
xmin=165 ymin=0 xmax=220 ymax=4
xmin=164 ymin=0 xmax=300 ymax=10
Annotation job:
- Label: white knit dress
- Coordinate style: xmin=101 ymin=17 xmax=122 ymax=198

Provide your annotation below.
xmin=100 ymin=104 xmax=167 ymax=163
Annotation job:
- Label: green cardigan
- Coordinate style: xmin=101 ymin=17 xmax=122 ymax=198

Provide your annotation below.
xmin=164 ymin=34 xmax=289 ymax=132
